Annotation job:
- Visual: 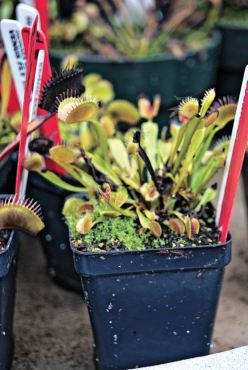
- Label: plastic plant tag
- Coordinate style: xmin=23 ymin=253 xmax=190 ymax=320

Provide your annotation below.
xmin=21 ymin=20 xmax=63 ymax=173
xmin=20 ymin=49 xmax=44 ymax=199
xmin=15 ymin=15 xmax=39 ymax=199
xmin=217 ymin=66 xmax=248 ymax=242
xmin=16 ymin=3 xmax=41 ymax=29
xmin=0 ymin=20 xmax=26 ymax=107
xmin=20 ymin=0 xmax=35 ymax=6
xmin=34 ymin=0 xmax=49 ymax=43
xmin=21 ymin=25 xmax=61 ymax=146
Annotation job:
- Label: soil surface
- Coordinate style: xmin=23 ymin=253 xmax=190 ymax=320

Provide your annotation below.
xmin=11 ymin=180 xmax=248 ymax=370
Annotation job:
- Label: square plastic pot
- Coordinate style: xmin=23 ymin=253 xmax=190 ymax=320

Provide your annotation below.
xmin=72 ymin=239 xmax=232 ymax=370
xmin=0 ymin=230 xmax=18 ymax=370
xmin=0 ymin=154 xmax=15 ymax=194
xmin=27 ymin=173 xmax=81 ymax=292
xmin=217 ymin=25 xmax=248 ymax=98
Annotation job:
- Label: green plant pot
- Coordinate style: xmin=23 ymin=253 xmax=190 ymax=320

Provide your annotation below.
xmin=0 ymin=224 xmax=19 ymax=370
xmin=217 ymin=24 xmax=248 ymax=98
xmin=50 ymin=31 xmax=221 ymax=124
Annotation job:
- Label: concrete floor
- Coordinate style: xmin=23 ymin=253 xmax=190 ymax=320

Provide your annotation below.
xmin=11 ymin=181 xmax=248 ymax=370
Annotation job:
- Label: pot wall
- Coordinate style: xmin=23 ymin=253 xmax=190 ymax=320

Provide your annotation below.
xmin=72 ymin=240 xmax=232 ymax=370
xmin=27 ymin=173 xmax=81 ymax=292
xmin=217 ymin=25 xmax=248 ymax=98
xmin=0 ymin=154 xmax=15 ymax=194
xmin=50 ymin=31 xmax=221 ymax=124
xmin=0 ymin=231 xmax=18 ymax=370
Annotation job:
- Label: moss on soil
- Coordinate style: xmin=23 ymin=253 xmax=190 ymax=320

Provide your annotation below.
xmin=67 ymin=214 xmax=220 ymax=253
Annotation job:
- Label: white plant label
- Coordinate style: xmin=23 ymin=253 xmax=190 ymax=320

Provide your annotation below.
xmin=0 ymin=20 xmax=26 ymax=107
xmin=16 ymin=3 xmax=40 ymax=29
xmin=19 ymin=0 xmax=35 ymax=7
xmin=20 ymin=50 xmax=45 ymax=198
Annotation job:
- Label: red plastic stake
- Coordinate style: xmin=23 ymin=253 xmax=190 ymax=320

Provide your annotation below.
xmin=15 ymin=16 xmax=39 ymax=199
xmin=34 ymin=0 xmax=49 ymax=45
xmin=21 ymin=25 xmax=64 ymax=174
xmin=217 ymin=67 xmax=248 ymax=243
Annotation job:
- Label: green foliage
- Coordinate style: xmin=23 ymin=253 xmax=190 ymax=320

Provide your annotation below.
xmin=27 ymin=87 xmax=237 ymax=249
xmin=219 ymin=1 xmax=248 ymax=27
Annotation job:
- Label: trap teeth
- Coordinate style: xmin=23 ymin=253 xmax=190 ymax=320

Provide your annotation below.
xmin=0 ymin=196 xmax=45 ymax=236
xmin=39 ymin=67 xmax=85 ymax=113
xmin=57 ymin=97 xmax=100 ymax=123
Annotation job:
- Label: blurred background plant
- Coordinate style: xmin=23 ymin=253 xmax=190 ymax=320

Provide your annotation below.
xmin=0 ymin=0 xmax=15 ymax=19
xmin=49 ymin=0 xmax=222 ymax=59
xmin=219 ymin=0 xmax=248 ymax=27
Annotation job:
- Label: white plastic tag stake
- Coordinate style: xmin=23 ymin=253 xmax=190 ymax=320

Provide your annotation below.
xmin=20 ymin=50 xmax=45 ymax=199
xmin=0 ymin=20 xmax=26 ymax=107
xmin=16 ymin=3 xmax=41 ymax=29
xmin=19 ymin=0 xmax=35 ymax=7
xmin=216 ymin=65 xmax=248 ymax=225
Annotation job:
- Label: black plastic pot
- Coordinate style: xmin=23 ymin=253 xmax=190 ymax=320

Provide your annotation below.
xmin=50 ymin=31 xmax=221 ymax=123
xmin=72 ymin=239 xmax=231 ymax=370
xmin=0 ymin=230 xmax=18 ymax=370
xmin=217 ymin=24 xmax=248 ymax=98
xmin=0 ymin=154 xmax=14 ymax=194
xmin=27 ymin=173 xmax=81 ymax=292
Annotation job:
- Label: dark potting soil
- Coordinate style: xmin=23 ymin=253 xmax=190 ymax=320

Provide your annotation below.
xmin=0 ymin=229 xmax=11 ymax=252
xmin=71 ymin=219 xmax=220 ymax=253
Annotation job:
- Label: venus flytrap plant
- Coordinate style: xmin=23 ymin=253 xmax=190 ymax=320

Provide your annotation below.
xmin=25 ymin=70 xmax=237 ymax=250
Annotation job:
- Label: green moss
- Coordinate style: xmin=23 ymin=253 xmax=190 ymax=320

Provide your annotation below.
xmin=67 ymin=214 xmax=164 ymax=251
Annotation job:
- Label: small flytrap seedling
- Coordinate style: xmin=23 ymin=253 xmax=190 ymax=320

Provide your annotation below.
xmin=25 ymin=66 xmax=237 ymax=251
xmin=50 ymin=0 xmax=221 ymax=59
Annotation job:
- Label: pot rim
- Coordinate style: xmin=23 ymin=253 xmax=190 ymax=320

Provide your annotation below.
xmin=50 ymin=30 xmax=221 ymax=64
xmin=218 ymin=22 xmax=248 ymax=32
xmin=70 ymin=235 xmax=232 ymax=257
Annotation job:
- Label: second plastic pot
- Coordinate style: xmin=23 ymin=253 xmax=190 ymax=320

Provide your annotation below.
xmin=0 ymin=154 xmax=15 ymax=194
xmin=27 ymin=173 xmax=81 ymax=292
xmin=50 ymin=31 xmax=221 ymax=124
xmin=217 ymin=24 xmax=248 ymax=98
xmin=0 ymin=229 xmax=18 ymax=370
xmin=72 ymin=238 xmax=232 ymax=370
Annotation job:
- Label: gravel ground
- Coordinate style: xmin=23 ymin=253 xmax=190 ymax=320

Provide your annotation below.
xmin=12 ymin=181 xmax=248 ymax=370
